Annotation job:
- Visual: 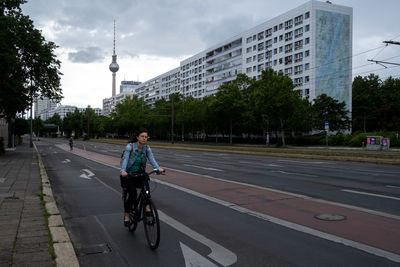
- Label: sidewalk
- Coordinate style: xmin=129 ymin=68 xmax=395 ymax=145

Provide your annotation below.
xmin=0 ymin=142 xmax=78 ymax=267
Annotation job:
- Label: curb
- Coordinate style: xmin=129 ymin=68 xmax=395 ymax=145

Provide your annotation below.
xmin=34 ymin=143 xmax=80 ymax=267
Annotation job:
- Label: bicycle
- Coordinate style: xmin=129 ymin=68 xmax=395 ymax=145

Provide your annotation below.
xmin=124 ymin=170 xmax=164 ymax=250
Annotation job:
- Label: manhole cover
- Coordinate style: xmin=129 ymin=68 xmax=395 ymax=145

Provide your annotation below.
xmin=314 ymin=213 xmax=346 ymax=221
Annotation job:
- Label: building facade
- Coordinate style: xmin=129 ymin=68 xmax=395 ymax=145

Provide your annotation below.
xmin=120 ymin=81 xmax=141 ymax=94
xmin=34 ymin=97 xmax=58 ymax=119
xmin=102 ymin=0 xmax=352 ymax=116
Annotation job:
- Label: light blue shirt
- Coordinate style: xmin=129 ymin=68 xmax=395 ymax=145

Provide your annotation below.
xmin=120 ymin=142 xmax=160 ymax=173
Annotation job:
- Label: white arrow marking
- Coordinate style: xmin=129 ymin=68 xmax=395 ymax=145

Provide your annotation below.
xmin=184 ymin=164 xmax=223 ymax=172
xmin=62 ymin=159 xmax=71 ymax=163
xmin=80 ymin=169 xmax=95 ymax=179
xmin=180 ymin=242 xmax=218 ymax=267
xmin=159 ymin=210 xmax=237 ymax=266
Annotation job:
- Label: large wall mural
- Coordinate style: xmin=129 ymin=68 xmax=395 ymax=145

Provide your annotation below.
xmin=315 ymin=9 xmax=351 ymax=108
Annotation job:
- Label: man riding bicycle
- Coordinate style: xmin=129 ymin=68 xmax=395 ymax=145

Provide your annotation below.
xmin=120 ymin=128 xmax=164 ymax=226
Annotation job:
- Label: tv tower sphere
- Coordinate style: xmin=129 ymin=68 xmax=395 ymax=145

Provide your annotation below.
xmin=109 ymin=59 xmax=119 ymax=73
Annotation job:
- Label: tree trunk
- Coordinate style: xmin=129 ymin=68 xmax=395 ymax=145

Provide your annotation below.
xmin=229 ymin=118 xmax=233 ymax=144
xmin=280 ymin=118 xmax=285 ymax=146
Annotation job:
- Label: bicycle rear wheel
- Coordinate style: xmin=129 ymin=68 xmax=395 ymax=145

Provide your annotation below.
xmin=143 ymin=199 xmax=160 ymax=249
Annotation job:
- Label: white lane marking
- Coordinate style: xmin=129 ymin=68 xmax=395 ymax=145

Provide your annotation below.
xmin=238 ymin=161 xmax=252 ymax=164
xmin=0 ymin=178 xmax=6 ymax=183
xmin=86 ymin=171 xmax=236 ymax=266
xmin=184 ymin=164 xmax=223 ymax=172
xmin=264 ymin=164 xmax=283 ymax=167
xmin=159 ymin=211 xmax=237 ymax=266
xmin=277 ymin=159 xmax=329 ymax=164
xmin=80 ymin=169 xmax=95 ymax=179
xmin=180 ymin=242 xmax=218 ymax=267
xmin=62 ymin=159 xmax=71 ymax=163
xmin=342 ymin=189 xmax=400 ymax=201
xmin=153 ymin=178 xmax=400 ymax=264
xmin=271 ymin=170 xmax=318 ymax=178
xmin=386 ymin=185 xmax=400 ymax=189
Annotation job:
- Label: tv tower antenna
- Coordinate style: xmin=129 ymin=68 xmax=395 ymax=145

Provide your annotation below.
xmin=109 ymin=20 xmax=119 ymax=97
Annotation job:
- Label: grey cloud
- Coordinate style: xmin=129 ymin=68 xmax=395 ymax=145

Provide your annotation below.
xmin=68 ymin=47 xmax=105 ymax=63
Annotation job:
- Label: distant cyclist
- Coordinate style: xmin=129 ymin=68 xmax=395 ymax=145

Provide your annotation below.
xmin=69 ymin=137 xmax=73 ymax=151
xmin=120 ymin=128 xmax=164 ymax=226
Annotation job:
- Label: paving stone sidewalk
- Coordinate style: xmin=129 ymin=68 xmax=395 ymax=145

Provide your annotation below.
xmin=0 ymin=142 xmax=54 ymax=267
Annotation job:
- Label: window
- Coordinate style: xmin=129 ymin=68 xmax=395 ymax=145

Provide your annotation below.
xmin=285 ymin=19 xmax=293 ymax=30
xmin=294 ymin=65 xmax=303 ymax=75
xmin=305 ymin=12 xmax=310 ymax=19
xmin=279 ymin=23 xmax=283 ymax=30
xmin=265 ymin=39 xmax=272 ymax=48
xmin=295 ymin=40 xmax=303 ymax=50
xmin=265 ymin=28 xmax=272 ymax=37
xmin=305 ymin=88 xmax=310 ymax=96
xmin=279 ymin=58 xmax=283 ymax=64
xmin=246 ymin=57 xmax=252 ymax=63
xmin=305 ymin=50 xmax=310 ymax=57
xmin=274 ymin=59 xmax=277 ymax=65
xmin=266 ymin=50 xmax=272 ymax=58
xmin=285 ymin=32 xmax=293 ymax=41
xmin=295 ymin=15 xmax=303 ymax=26
xmin=246 ymin=67 xmax=252 ymax=73
xmin=305 ymin=37 xmax=310 ymax=45
xmin=285 ymin=43 xmax=293 ymax=53
xmin=295 ymin=27 xmax=303 ymax=38
xmin=274 ymin=48 xmax=278 ymax=55
xmin=253 ymin=66 xmax=256 ymax=71
xmin=305 ymin=63 xmax=310 ymax=70
xmin=253 ymin=55 xmax=256 ymax=61
xmin=246 ymin=37 xmax=252 ymax=43
xmin=253 ymin=35 xmax=257 ymax=41
xmin=279 ymin=35 xmax=283 ymax=41
xmin=305 ymin=76 xmax=310 ymax=83
xmin=253 ymin=45 xmax=257 ymax=51
xmin=274 ymin=37 xmax=278 ymax=43
xmin=305 ymin=24 xmax=310 ymax=32
xmin=294 ymin=52 xmax=303 ymax=62
xmin=285 ymin=55 xmax=292 ymax=65
xmin=274 ymin=25 xmax=278 ymax=32
xmin=258 ymin=53 xmax=264 ymax=62
xmin=285 ymin=67 xmax=292 ymax=76
xmin=294 ymin=77 xmax=303 ymax=86
xmin=279 ymin=46 xmax=283 ymax=53
xmin=246 ymin=47 xmax=252 ymax=53
xmin=258 ymin=42 xmax=264 ymax=51
xmin=258 ymin=31 xmax=264 ymax=40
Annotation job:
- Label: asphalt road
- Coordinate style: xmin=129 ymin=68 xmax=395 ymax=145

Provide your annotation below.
xmin=35 ymin=138 xmax=400 ymax=266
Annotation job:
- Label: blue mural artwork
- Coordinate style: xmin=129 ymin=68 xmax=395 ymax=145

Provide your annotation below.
xmin=315 ymin=9 xmax=351 ymax=108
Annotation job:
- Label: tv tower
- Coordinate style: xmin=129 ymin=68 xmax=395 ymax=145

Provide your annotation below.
xmin=109 ymin=20 xmax=119 ymax=97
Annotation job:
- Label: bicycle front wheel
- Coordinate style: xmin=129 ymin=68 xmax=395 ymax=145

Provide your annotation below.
xmin=143 ymin=198 xmax=160 ymax=250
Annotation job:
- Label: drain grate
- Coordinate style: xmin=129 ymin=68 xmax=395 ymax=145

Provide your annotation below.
xmin=314 ymin=213 xmax=346 ymax=221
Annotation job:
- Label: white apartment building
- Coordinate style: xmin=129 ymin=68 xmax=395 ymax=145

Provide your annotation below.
xmin=120 ymin=81 xmax=141 ymax=94
xmin=34 ymin=97 xmax=58 ymax=118
xmin=104 ymin=0 xmax=352 ymax=116
xmin=102 ymin=91 xmax=135 ymax=116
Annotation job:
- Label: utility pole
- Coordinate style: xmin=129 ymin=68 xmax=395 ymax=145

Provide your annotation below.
xmin=171 ymin=94 xmax=174 ymax=144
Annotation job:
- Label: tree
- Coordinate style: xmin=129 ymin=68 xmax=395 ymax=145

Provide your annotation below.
xmin=352 ymin=74 xmax=380 ymax=132
xmin=250 ymin=68 xmax=298 ymax=146
xmin=313 ymin=94 xmax=350 ymax=133
xmin=214 ymin=82 xmax=245 ymax=144
xmin=0 ymin=0 xmax=62 ymax=145
xmin=112 ymin=96 xmax=148 ymax=137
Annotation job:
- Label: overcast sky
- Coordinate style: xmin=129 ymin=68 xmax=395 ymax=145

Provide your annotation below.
xmin=21 ymin=0 xmax=400 ymax=108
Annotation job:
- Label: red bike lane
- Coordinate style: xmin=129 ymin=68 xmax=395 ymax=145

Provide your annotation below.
xmin=57 ymin=144 xmax=400 ymax=260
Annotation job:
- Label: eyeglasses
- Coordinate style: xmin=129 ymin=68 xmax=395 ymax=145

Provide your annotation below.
xmin=139 ymin=135 xmax=149 ymax=139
